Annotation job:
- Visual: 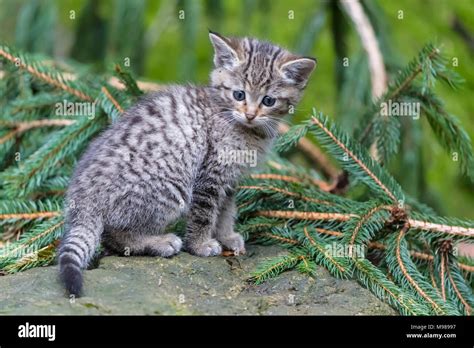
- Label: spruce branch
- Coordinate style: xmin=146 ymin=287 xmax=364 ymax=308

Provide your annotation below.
xmin=344 ymin=202 xmax=391 ymax=255
xmin=248 ymin=253 xmax=304 ymax=284
xmin=250 ymin=220 xmax=474 ymax=275
xmin=356 ymin=43 xmax=465 ymax=165
xmin=239 ymin=185 xmax=334 ymax=206
xmin=340 ymin=0 xmax=387 ymax=98
xmin=386 ymin=224 xmax=460 ymax=315
xmin=114 ymin=64 xmax=144 ymax=97
xmin=250 ymin=173 xmax=303 ymax=184
xmin=254 ymin=210 xmax=357 ymax=222
xmin=310 ymin=110 xmax=404 ymax=203
xmin=277 ymin=123 xmax=341 ymax=180
xmin=0 ymin=217 xmax=64 ymax=269
xmin=0 ymin=199 xmax=62 ymax=225
xmin=0 ymin=46 xmax=94 ymax=102
xmin=302 ymin=226 xmax=350 ymax=277
xmin=0 ymin=119 xmax=75 ymax=146
xmin=0 ymin=118 xmax=104 ymax=198
xmin=101 ymin=86 xmax=124 ymax=113
xmin=354 ymin=258 xmax=429 ymax=315
xmin=446 ymin=257 xmax=474 ymax=315
xmin=439 ymin=251 xmax=447 ymax=301
xmin=250 ymin=172 xmax=333 ymax=192
xmin=368 ymin=239 xmax=474 ymax=273
xmin=2 ymin=241 xmax=57 ymax=273
xmin=257 ymin=231 xmax=299 ymax=246
xmin=408 ymin=215 xmax=474 ymax=239
xmin=410 ymin=88 xmax=474 ymax=180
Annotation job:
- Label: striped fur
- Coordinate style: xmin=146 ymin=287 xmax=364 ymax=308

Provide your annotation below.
xmin=59 ymin=32 xmax=316 ymax=296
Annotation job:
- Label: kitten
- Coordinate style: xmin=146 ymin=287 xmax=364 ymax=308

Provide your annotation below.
xmin=58 ymin=31 xmax=316 ymax=296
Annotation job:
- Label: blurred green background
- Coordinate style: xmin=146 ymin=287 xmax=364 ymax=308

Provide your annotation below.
xmin=0 ymin=0 xmax=473 ymax=218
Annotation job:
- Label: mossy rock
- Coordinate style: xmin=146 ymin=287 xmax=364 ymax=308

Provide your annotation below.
xmin=0 ymin=245 xmax=395 ymax=315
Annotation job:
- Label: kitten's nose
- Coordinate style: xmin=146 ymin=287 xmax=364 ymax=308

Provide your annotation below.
xmin=245 ymin=113 xmax=257 ymax=121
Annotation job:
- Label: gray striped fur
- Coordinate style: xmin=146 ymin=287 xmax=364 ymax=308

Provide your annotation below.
xmin=58 ymin=32 xmax=316 ymax=296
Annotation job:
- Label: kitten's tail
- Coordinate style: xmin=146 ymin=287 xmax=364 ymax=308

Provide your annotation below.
xmin=58 ymin=218 xmax=103 ymax=297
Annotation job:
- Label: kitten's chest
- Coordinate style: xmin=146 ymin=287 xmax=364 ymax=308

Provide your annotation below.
xmin=212 ymin=129 xmax=272 ymax=176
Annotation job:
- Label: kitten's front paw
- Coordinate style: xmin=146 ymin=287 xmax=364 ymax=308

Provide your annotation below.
xmin=186 ymin=239 xmax=222 ymax=257
xmin=218 ymin=233 xmax=246 ymax=255
xmin=154 ymin=234 xmax=183 ymax=257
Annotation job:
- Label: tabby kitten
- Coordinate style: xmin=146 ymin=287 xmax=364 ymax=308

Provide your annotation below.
xmin=59 ymin=31 xmax=316 ymax=296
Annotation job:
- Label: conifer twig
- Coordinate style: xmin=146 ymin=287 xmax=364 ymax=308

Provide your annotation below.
xmin=0 ymin=212 xmax=60 ymax=220
xmin=251 ymin=172 xmax=333 ymax=192
xmin=239 ymin=185 xmax=334 ymax=205
xmin=250 ymin=173 xmax=302 ymax=184
xmin=429 ymin=261 xmax=440 ymax=293
xmin=311 ymin=115 xmax=398 ymax=202
xmin=101 ymin=86 xmax=124 ymax=113
xmin=0 ymin=220 xmax=64 ymax=260
xmin=257 ymin=229 xmax=474 ymax=273
xmin=278 ymin=123 xmax=340 ymax=179
xmin=447 ymin=264 xmax=472 ymax=315
xmin=348 ymin=204 xmax=388 ymax=254
xmin=395 ymin=223 xmax=444 ymax=314
xmin=254 ymin=210 xmax=357 ymax=221
xmin=408 ymin=219 xmax=474 ymax=237
xmin=440 ymin=252 xmax=447 ymax=301
xmin=0 ymin=48 xmax=93 ymax=101
xmin=0 ymin=119 xmax=75 ymax=145
xmin=303 ymin=227 xmax=346 ymax=273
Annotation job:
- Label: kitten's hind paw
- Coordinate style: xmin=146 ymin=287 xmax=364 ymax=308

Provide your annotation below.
xmin=218 ymin=233 xmax=246 ymax=255
xmin=186 ymin=238 xmax=222 ymax=257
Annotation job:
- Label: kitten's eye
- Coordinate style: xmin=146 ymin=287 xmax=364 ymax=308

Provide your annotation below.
xmin=233 ymin=90 xmax=246 ymax=101
xmin=262 ymin=95 xmax=276 ymax=107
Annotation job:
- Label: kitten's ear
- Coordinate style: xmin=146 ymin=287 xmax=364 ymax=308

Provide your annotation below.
xmin=279 ymin=57 xmax=317 ymax=85
xmin=209 ymin=31 xmax=241 ymax=69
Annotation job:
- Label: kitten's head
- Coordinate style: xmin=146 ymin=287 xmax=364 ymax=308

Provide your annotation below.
xmin=209 ymin=31 xmax=316 ymax=129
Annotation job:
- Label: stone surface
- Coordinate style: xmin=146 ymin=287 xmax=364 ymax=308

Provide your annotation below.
xmin=0 ymin=245 xmax=396 ymax=315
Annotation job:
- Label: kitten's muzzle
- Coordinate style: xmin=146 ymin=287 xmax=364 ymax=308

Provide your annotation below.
xmin=245 ymin=113 xmax=257 ymax=121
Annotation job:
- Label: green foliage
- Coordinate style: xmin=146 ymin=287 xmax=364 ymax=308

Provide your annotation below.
xmin=294 ymin=4 xmax=327 ymax=56
xmin=273 ymin=124 xmax=308 ymax=153
xmin=70 ymin=0 xmax=107 ymax=66
xmin=238 ymin=86 xmax=474 ymax=315
xmin=178 ymin=0 xmax=200 ymax=81
xmin=114 ymin=64 xmax=144 ymax=98
xmin=0 ymin=118 xmax=104 ymax=198
xmin=354 ymin=258 xmax=430 ymax=315
xmin=0 ymin=199 xmax=62 ymax=226
xmin=108 ymin=0 xmax=146 ymax=74
xmin=384 ymin=231 xmax=460 ymax=315
xmin=248 ymin=253 xmax=304 ymax=284
xmin=240 ymin=141 xmax=474 ymax=315
xmin=0 ymin=44 xmax=126 ymax=273
xmin=412 ymin=88 xmax=474 ymax=180
xmin=309 ymin=110 xmax=405 ymax=204
xmin=341 ymin=200 xmax=391 ymax=246
xmin=0 ymin=216 xmax=64 ymax=272
xmin=15 ymin=0 xmax=57 ymax=55
xmin=355 ymin=43 xmax=474 ymax=181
